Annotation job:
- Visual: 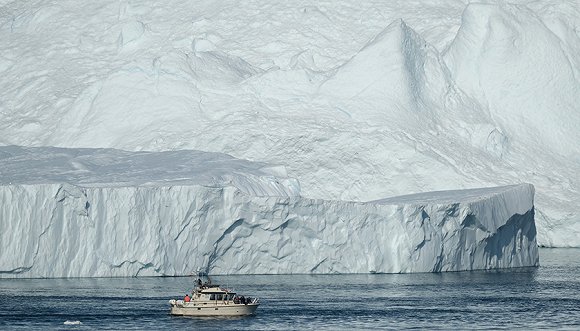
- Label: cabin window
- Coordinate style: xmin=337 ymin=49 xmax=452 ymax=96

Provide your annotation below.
xmin=228 ymin=294 xmax=235 ymax=300
xmin=217 ymin=294 xmax=223 ymax=301
xmin=210 ymin=294 xmax=216 ymax=300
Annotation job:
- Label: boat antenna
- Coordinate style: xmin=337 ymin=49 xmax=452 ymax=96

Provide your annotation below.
xmin=194 ymin=267 xmax=212 ymax=286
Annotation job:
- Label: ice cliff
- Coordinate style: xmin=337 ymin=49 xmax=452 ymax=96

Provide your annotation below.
xmin=0 ymin=147 xmax=538 ymax=278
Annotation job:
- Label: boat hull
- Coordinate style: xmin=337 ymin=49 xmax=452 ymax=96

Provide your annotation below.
xmin=170 ymin=302 xmax=259 ymax=316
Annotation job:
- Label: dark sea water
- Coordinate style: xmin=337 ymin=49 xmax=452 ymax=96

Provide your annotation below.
xmin=1 ymin=248 xmax=579 ymax=330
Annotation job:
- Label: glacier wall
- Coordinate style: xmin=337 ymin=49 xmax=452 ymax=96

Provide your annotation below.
xmin=0 ymin=180 xmax=538 ymax=278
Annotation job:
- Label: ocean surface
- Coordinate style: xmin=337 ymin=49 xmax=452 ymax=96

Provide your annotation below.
xmin=1 ymin=248 xmax=579 ymax=330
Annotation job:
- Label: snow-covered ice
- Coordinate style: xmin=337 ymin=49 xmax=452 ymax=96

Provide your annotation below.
xmin=0 ymin=147 xmax=537 ymax=277
xmin=0 ymin=0 xmax=578 ymax=248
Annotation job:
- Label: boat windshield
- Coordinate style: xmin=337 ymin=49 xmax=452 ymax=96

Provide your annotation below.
xmin=208 ymin=293 xmax=236 ymax=300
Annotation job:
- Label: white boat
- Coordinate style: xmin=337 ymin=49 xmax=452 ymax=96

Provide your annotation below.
xmin=169 ymin=273 xmax=259 ymax=317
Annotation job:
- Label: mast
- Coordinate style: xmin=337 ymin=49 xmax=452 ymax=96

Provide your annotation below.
xmin=195 ymin=267 xmax=212 ymax=287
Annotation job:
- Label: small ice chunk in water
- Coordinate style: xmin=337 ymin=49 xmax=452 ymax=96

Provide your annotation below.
xmin=63 ymin=320 xmax=82 ymax=325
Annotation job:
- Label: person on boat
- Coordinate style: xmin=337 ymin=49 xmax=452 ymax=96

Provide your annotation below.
xmin=184 ymin=294 xmax=191 ymax=302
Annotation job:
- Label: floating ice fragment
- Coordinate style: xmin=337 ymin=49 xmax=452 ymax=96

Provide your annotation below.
xmin=63 ymin=320 xmax=82 ymax=325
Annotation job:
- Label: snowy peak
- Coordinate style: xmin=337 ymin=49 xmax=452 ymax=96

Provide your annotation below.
xmin=320 ymin=19 xmax=448 ymax=120
xmin=49 ymin=45 xmax=261 ymax=148
xmin=444 ymin=3 xmax=580 ymax=156
xmin=48 ymin=51 xmax=204 ymax=149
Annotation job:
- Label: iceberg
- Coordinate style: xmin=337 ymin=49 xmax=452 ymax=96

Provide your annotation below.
xmin=0 ymin=1 xmax=578 ymax=248
xmin=0 ymin=146 xmax=538 ymax=278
